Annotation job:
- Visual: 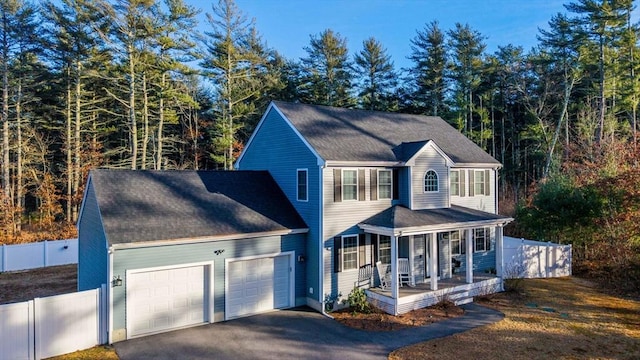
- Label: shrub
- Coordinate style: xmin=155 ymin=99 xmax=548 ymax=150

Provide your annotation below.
xmin=344 ymin=287 xmax=371 ymax=314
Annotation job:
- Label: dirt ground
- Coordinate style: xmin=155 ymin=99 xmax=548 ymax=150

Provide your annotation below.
xmin=0 ymin=264 xmax=77 ymax=304
xmin=332 ymin=300 xmax=464 ymax=331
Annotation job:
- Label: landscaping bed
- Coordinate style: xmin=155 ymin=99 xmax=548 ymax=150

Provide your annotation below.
xmin=332 ymin=300 xmax=464 ymax=331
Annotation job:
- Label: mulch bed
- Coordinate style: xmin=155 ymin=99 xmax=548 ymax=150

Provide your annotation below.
xmin=331 ymin=301 xmax=465 ymax=331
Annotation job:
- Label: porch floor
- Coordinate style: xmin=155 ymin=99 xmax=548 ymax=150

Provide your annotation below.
xmin=368 ymin=272 xmax=498 ymax=298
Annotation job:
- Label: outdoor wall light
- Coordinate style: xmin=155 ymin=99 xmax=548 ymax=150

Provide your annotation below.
xmin=214 ymin=249 xmax=225 ymax=255
xmin=298 ymin=255 xmax=306 ymax=263
xmin=111 ymin=275 xmax=123 ymax=287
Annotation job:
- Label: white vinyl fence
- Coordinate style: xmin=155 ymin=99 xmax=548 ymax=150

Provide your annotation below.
xmin=503 ymin=236 xmax=572 ymax=278
xmin=0 ymin=239 xmax=78 ymax=272
xmin=0 ymin=286 xmax=107 ymax=360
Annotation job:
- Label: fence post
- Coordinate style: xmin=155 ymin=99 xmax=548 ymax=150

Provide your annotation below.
xmin=1 ymin=244 xmax=5 ymax=272
xmin=43 ymin=240 xmax=48 ymax=267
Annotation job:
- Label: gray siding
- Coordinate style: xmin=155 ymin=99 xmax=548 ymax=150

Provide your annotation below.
xmin=450 ymin=168 xmax=496 ymax=213
xmin=77 ymin=180 xmax=108 ymax=291
xmin=411 ymin=147 xmax=449 ymax=209
xmin=111 ymin=233 xmax=306 ymax=336
xmin=322 ymin=166 xmax=394 ymax=299
xmin=237 ymin=107 xmax=322 ymax=302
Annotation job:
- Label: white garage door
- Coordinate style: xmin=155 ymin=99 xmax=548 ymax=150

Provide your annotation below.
xmin=127 ymin=264 xmax=209 ymax=338
xmin=226 ymin=255 xmax=291 ymax=319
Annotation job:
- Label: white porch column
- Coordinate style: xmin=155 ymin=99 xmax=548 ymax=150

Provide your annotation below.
xmin=496 ymin=226 xmax=504 ymax=278
xmin=466 ymin=229 xmax=473 ymax=284
xmin=429 ymin=232 xmax=438 ymax=291
xmin=390 ymin=235 xmax=399 ymax=314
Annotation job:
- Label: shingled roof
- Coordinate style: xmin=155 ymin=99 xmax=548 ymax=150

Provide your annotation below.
xmin=360 ymin=205 xmax=512 ymax=231
xmin=88 ymin=169 xmax=308 ymax=245
xmin=272 ymin=101 xmax=500 ymax=166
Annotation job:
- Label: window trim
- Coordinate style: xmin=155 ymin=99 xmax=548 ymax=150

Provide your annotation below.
xmin=341 ymin=234 xmax=359 ymax=271
xmin=378 ymin=169 xmax=392 ymax=200
xmin=297 ymin=168 xmax=308 ymax=202
xmin=378 ymin=235 xmax=391 ymax=265
xmin=423 ymin=169 xmax=439 ymax=193
xmin=473 ymin=228 xmax=491 ymax=253
xmin=474 ymin=170 xmax=485 ymax=196
xmin=450 ymin=170 xmax=460 ymax=196
xmin=342 ymin=169 xmax=359 ymax=201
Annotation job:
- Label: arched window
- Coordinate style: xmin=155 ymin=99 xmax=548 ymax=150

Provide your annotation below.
xmin=424 ymin=170 xmax=438 ymax=192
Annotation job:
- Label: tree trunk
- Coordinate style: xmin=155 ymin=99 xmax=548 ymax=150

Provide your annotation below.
xmin=141 ymin=72 xmax=148 ymax=170
xmin=65 ymin=67 xmax=72 ymax=222
xmin=156 ymin=72 xmax=165 ymax=170
xmin=72 ymin=62 xmax=82 ymax=222
xmin=15 ymin=79 xmax=22 ymax=232
xmin=2 ymin=12 xmax=10 ymax=201
xmin=128 ymin=43 xmax=137 ymax=170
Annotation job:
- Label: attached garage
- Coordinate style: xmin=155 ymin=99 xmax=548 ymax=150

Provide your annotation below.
xmin=126 ymin=262 xmax=214 ymax=338
xmin=78 ymin=170 xmax=308 ymax=342
xmin=226 ymin=253 xmax=293 ymax=319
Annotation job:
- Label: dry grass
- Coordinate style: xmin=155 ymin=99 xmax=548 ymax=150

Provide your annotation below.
xmin=390 ymin=277 xmax=640 ymax=360
xmin=0 ymin=264 xmax=77 ymax=304
xmin=44 ymin=345 xmax=118 ymax=360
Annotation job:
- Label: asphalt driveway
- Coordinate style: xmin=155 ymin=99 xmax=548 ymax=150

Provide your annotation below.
xmin=114 ymin=303 xmax=503 ymax=360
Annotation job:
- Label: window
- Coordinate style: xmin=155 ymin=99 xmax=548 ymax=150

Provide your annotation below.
xmin=378 ymin=170 xmax=392 ymax=199
xmin=450 ymin=170 xmax=459 ymax=196
xmin=442 ymin=231 xmax=465 ymax=255
xmin=474 ymin=171 xmax=485 ymax=195
xmin=424 ymin=170 xmax=438 ymax=192
xmin=378 ymin=235 xmax=391 ymax=264
xmin=342 ymin=170 xmax=358 ymax=200
xmin=297 ymin=169 xmax=308 ymax=201
xmin=474 ymin=228 xmax=491 ymax=252
xmin=342 ymin=235 xmax=359 ymax=270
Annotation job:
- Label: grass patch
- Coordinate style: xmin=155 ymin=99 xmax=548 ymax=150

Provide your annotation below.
xmin=389 ymin=277 xmax=640 ymax=360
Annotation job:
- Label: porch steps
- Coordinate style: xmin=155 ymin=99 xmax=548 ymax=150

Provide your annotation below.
xmin=448 ymin=288 xmax=475 ymax=306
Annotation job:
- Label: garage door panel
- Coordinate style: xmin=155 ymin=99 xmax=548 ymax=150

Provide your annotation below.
xmin=128 ymin=264 xmax=208 ymax=337
xmin=226 ymin=255 xmax=291 ymax=319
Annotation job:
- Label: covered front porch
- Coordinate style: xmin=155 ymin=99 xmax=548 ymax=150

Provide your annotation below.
xmin=358 ymin=205 xmax=513 ymax=315
xmin=366 ymin=272 xmax=501 ymax=315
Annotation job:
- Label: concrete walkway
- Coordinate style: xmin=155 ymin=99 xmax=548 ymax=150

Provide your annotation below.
xmin=114 ymin=303 xmax=504 ymax=360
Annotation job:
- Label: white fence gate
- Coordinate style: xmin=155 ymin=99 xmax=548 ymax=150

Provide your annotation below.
xmin=0 ymin=286 xmax=106 ymax=360
xmin=0 ymin=239 xmax=78 ymax=272
xmin=503 ymin=236 xmax=572 ymax=278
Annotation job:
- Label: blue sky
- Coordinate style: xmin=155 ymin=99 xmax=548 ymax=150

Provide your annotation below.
xmin=190 ymin=0 xmax=577 ymax=69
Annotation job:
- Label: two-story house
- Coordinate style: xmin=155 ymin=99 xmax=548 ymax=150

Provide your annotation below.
xmin=236 ymin=101 xmax=513 ymax=315
xmin=77 ymin=101 xmax=512 ymax=342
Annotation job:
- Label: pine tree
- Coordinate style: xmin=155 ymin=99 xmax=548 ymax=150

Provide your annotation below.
xmin=200 ymin=0 xmax=270 ymax=170
xmin=300 ymin=29 xmax=354 ymax=107
xmin=353 ymin=37 xmax=397 ymax=111
xmin=408 ymin=21 xmax=448 ymax=116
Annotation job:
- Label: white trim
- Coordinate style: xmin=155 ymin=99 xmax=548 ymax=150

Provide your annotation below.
xmin=377 ymin=169 xmax=393 ymax=200
xmin=297 ymin=168 xmax=309 ymax=202
xmin=110 ymin=228 xmax=309 ymax=250
xmin=341 ymin=234 xmax=359 ymax=272
xmin=235 ymin=102 xmax=325 ymax=168
xmin=408 ymin=167 xmax=413 ymax=208
xmin=318 ymin=166 xmax=324 ymax=305
xmin=358 ymin=217 xmax=514 ymax=237
xmin=224 ymin=251 xmax=295 ymax=321
xmin=405 ymin=140 xmax=454 ymax=167
xmin=423 ymin=169 xmax=440 ymax=193
xmin=125 ymin=261 xmax=215 ymax=339
xmin=108 ymin=248 xmax=114 ymax=344
xmin=451 ymin=163 xmax=502 ymax=169
xmin=472 ymin=170 xmax=488 ymax=196
xmin=325 ymin=160 xmax=403 ymax=167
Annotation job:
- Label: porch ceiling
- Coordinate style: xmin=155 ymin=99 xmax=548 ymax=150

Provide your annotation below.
xmin=358 ymin=205 xmax=513 ymax=235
